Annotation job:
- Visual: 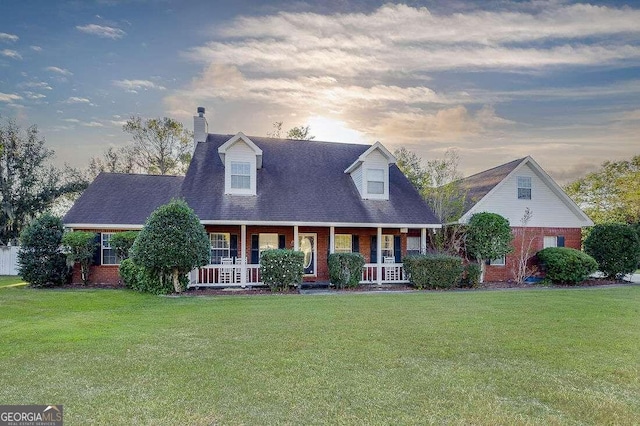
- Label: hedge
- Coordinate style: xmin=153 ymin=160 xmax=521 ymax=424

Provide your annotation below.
xmin=537 ymin=247 xmax=598 ymax=285
xmin=260 ymin=249 xmax=304 ymax=291
xmin=328 ymin=252 xmax=365 ymax=288
xmin=403 ymin=254 xmax=464 ymax=289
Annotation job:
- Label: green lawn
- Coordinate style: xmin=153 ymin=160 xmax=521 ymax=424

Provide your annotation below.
xmin=0 ymin=275 xmax=25 ymax=288
xmin=1 ymin=286 xmax=638 ymax=424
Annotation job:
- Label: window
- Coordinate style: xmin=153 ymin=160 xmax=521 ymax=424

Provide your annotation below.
xmin=335 ymin=235 xmax=352 ymax=253
xmin=101 ymin=233 xmax=120 ymax=265
xmin=490 ymin=255 xmax=506 ymax=266
xmin=230 ymin=161 xmax=251 ymax=189
xmin=381 ymin=235 xmax=394 ymax=259
xmin=259 ymin=233 xmax=278 ymax=258
xmin=517 ymin=176 xmax=531 ymax=200
xmin=407 ymin=236 xmax=421 ymax=256
xmin=210 ymin=233 xmax=230 ymax=264
xmin=543 ymin=236 xmax=557 ymax=248
xmin=367 ymin=168 xmax=385 ymax=195
xmin=544 ymin=236 xmax=565 ymax=248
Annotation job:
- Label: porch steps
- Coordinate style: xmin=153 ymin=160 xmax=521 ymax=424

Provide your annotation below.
xmin=298 ymin=281 xmax=332 ymax=295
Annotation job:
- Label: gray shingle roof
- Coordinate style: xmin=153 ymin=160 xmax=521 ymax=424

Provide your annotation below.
xmin=458 ymin=157 xmax=525 ymax=214
xmin=64 ymin=173 xmax=184 ymax=225
xmin=64 ymin=134 xmax=439 ymax=227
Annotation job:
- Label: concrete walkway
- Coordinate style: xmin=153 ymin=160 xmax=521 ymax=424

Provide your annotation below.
xmin=626 ymin=273 xmax=640 ymax=283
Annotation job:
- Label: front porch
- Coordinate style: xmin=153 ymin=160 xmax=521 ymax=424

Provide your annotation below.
xmin=188 ymin=261 xmax=409 ymax=288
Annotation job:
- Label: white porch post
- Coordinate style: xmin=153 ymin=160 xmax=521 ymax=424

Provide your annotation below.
xmin=377 ymin=227 xmax=382 ymax=285
xmin=294 ymin=225 xmax=299 ymax=251
xmin=421 ymin=228 xmax=427 ymax=255
xmin=240 ymin=224 xmax=247 ymax=286
xmin=329 ymin=226 xmax=335 ymax=254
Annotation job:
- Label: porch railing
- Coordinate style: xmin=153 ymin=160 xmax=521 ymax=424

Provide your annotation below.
xmin=189 ymin=262 xmax=409 ymax=288
xmin=360 ymin=263 xmax=409 ymax=284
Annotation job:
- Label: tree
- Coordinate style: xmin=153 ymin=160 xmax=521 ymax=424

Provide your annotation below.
xmin=88 ymin=146 xmax=136 ymax=178
xmin=0 ymin=119 xmax=87 ymax=243
xmin=511 ymin=208 xmax=537 ymax=284
xmin=122 ymin=116 xmax=193 ymax=175
xmin=584 ymin=223 xmax=640 ymax=279
xmin=61 ymin=231 xmax=98 ymax=285
xmin=17 ymin=213 xmax=70 ymax=287
xmin=423 ymin=149 xmax=465 ymax=224
xmin=110 ymin=231 xmax=139 ymax=260
xmin=394 ymin=147 xmax=428 ymax=194
xmin=465 ymin=212 xmax=513 ymax=282
xmin=267 ymin=121 xmax=315 ymax=140
xmin=286 ymin=125 xmax=315 ymax=140
xmin=130 ymin=199 xmax=210 ymax=293
xmin=565 ymin=155 xmax=640 ymax=224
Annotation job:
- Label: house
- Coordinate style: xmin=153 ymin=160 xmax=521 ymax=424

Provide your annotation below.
xmin=64 ymin=107 xmax=441 ymax=287
xmin=455 ymin=156 xmax=594 ymax=281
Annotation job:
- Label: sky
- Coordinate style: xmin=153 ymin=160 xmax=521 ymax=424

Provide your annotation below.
xmin=1 ymin=0 xmax=639 ymax=184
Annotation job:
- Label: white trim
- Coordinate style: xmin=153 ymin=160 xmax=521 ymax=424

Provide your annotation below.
xmin=376 ymin=227 xmax=382 ymax=285
xmin=344 ymin=141 xmax=396 ymax=174
xmin=458 ymin=156 xmax=593 ymax=226
xmin=218 ymin=132 xmax=263 ymax=169
xmin=66 ymin=221 xmax=442 ymax=230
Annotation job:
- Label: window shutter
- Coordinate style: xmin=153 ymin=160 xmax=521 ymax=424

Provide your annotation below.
xmin=92 ymin=233 xmax=102 ymax=265
xmin=557 ymin=236 xmax=565 ymax=247
xmin=251 ymin=235 xmax=259 ymax=264
xmin=352 ymin=235 xmax=359 ymax=253
xmin=230 ymin=234 xmax=238 ymax=260
xmin=370 ymin=235 xmax=377 ymax=263
xmin=278 ymin=235 xmax=286 ymax=249
xmin=394 ymin=235 xmax=401 ymax=263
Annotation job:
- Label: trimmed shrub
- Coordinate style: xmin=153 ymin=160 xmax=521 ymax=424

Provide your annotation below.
xmin=130 ymin=199 xmax=209 ymax=293
xmin=403 ymin=254 xmax=464 ymax=289
xmin=460 ymin=262 xmax=482 ymax=288
xmin=260 ymin=249 xmax=304 ymax=291
xmin=61 ymin=231 xmax=98 ymax=285
xmin=537 ymin=247 xmax=598 ymax=284
xmin=18 ymin=214 xmax=71 ymax=287
xmin=584 ymin=223 xmax=640 ymax=279
xmin=110 ymin=231 xmax=139 ymax=260
xmin=328 ymin=252 xmax=365 ymax=289
xmin=119 ymin=258 xmax=179 ymax=295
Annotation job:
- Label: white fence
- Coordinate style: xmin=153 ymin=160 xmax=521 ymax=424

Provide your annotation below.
xmin=0 ymin=246 xmax=20 ymax=275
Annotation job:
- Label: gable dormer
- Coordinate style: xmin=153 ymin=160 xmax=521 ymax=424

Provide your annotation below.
xmin=218 ymin=132 xmax=263 ymax=196
xmin=344 ymin=141 xmax=396 ymax=200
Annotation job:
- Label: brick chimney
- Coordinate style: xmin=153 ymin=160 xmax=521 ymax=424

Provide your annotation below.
xmin=193 ymin=106 xmax=208 ymax=151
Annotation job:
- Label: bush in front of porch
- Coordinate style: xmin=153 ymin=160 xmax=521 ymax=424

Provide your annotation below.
xmin=260 ymin=249 xmax=304 ymax=291
xmin=328 ymin=252 xmax=365 ymax=289
xmin=403 ymin=254 xmax=464 ymax=289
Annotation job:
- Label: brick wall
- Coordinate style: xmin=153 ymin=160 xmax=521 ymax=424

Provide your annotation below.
xmin=484 ymin=226 xmax=583 ymax=282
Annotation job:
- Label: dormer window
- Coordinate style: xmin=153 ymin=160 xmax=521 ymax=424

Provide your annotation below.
xmin=231 ymin=162 xmax=251 ymax=190
xmin=344 ymin=141 xmax=395 ymax=201
xmin=218 ymin=132 xmax=262 ymax=196
xmin=367 ymin=169 xmax=385 ymax=194
xmin=517 ymin=176 xmax=531 ymax=200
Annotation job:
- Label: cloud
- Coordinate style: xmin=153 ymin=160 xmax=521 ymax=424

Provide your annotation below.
xmin=19 ymin=81 xmax=53 ymax=90
xmin=112 ymin=79 xmax=166 ymax=92
xmin=64 ymin=96 xmax=92 ymax=104
xmin=76 ymin=24 xmax=126 ymax=39
xmin=45 ymin=66 xmax=73 ymax=76
xmin=1 ymin=49 xmax=22 ymax=60
xmin=24 ymin=92 xmax=46 ymax=100
xmin=63 ymin=118 xmax=80 ymax=123
xmin=0 ymin=32 xmax=19 ymax=43
xmin=30 ymin=45 xmax=42 ymax=52
xmin=0 ymin=92 xmax=22 ymax=102
xmin=82 ymin=121 xmax=104 ymax=127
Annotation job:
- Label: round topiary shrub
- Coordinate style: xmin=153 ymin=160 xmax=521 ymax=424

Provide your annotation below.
xmin=584 ymin=223 xmax=640 ymax=279
xmin=537 ymin=247 xmax=598 ymax=285
xmin=328 ymin=252 xmax=365 ymax=289
xmin=260 ymin=249 xmax=304 ymax=291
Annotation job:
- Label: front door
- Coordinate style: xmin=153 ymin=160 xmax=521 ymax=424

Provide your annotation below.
xmin=298 ymin=233 xmax=317 ymax=276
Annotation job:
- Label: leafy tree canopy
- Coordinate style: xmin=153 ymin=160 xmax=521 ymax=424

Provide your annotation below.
xmin=584 ymin=223 xmax=640 ymax=279
xmin=268 ymin=121 xmax=315 ymax=140
xmin=465 ymin=212 xmax=513 ymax=263
xmin=565 ymin=155 xmax=640 ymax=224
xmin=0 ymin=118 xmax=87 ymax=242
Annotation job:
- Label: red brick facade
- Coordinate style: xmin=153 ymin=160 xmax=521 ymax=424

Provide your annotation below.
xmin=484 ymin=227 xmax=583 ymax=282
xmin=75 ymin=226 xmax=411 ymax=285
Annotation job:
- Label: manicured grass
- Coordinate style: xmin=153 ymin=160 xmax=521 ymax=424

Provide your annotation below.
xmin=0 ymin=275 xmax=25 ymax=288
xmin=1 ymin=286 xmax=638 ymax=424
